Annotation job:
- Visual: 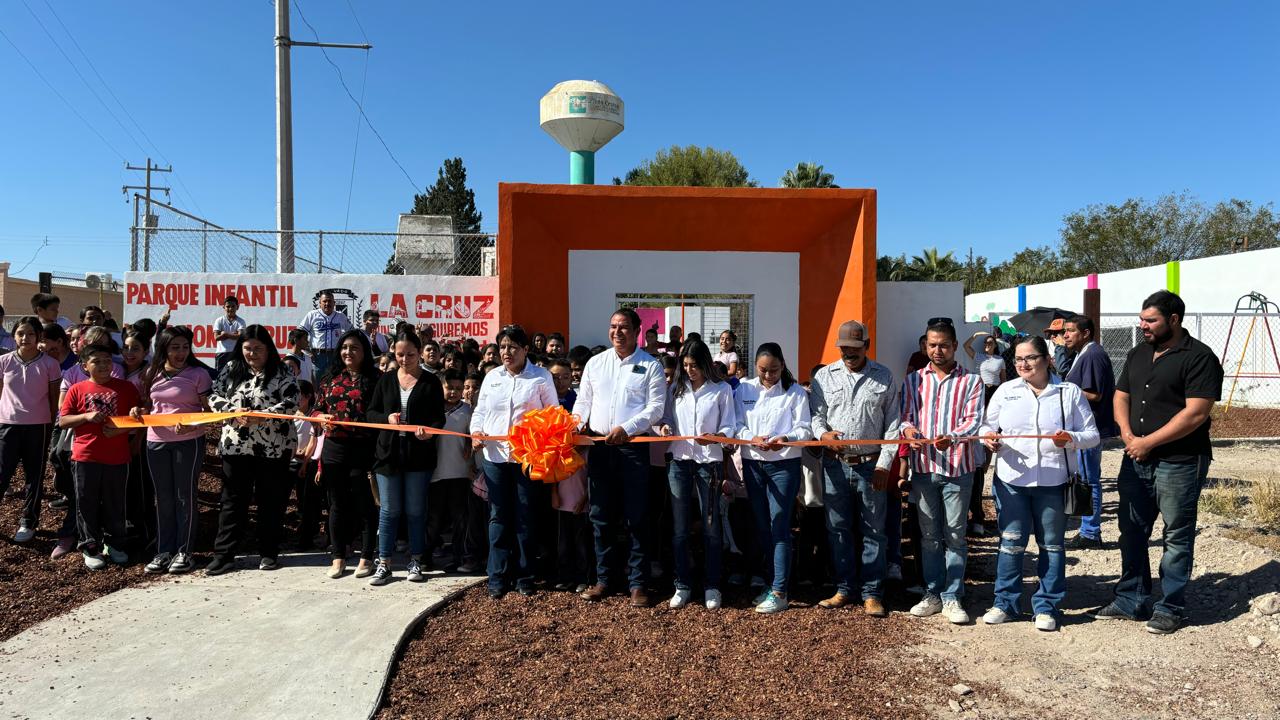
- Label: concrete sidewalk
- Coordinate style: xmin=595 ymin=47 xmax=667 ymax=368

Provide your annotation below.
xmin=0 ymin=553 xmax=481 ymax=720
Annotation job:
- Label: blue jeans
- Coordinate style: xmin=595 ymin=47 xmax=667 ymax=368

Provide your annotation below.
xmin=375 ymin=471 xmax=429 ymax=559
xmin=915 ymin=472 xmax=973 ymax=602
xmin=668 ymin=460 xmax=723 ymax=591
xmin=481 ymin=460 xmax=539 ymax=591
xmin=1114 ymin=455 xmax=1208 ymax=619
xmin=822 ymin=458 xmax=887 ymax=599
xmin=993 ymin=480 xmax=1067 ymax=616
xmin=743 ymin=458 xmax=801 ymax=595
xmin=587 ymin=444 xmax=650 ymax=591
xmin=1076 ymin=445 xmax=1104 ymax=540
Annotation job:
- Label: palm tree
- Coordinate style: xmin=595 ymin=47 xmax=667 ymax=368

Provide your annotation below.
xmin=908 ymin=248 xmax=965 ymax=281
xmin=780 ymin=162 xmax=839 ymax=189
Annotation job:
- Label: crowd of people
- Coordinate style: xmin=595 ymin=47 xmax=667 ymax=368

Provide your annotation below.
xmin=0 ymin=287 xmax=1223 ymax=634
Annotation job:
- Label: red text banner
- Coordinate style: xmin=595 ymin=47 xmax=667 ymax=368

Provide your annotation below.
xmin=124 ymin=272 xmax=499 ymax=358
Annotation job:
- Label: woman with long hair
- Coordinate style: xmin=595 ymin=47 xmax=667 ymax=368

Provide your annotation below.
xmin=733 ymin=342 xmax=812 ymax=614
xmin=656 ymin=339 xmax=735 ymax=610
xmin=206 ymin=324 xmax=299 ymax=575
xmin=469 ymin=324 xmax=558 ymax=598
xmin=979 ymin=335 xmax=1098 ymax=631
xmin=315 ymin=329 xmax=381 ymax=579
xmin=131 ymin=326 xmax=211 ymax=574
xmin=364 ymin=329 xmax=445 ymax=585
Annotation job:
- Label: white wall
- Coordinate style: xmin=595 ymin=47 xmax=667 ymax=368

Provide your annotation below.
xmin=568 ymin=251 xmax=799 ymax=364
xmin=876 ymin=281 xmax=987 ymax=378
xmin=966 ymin=246 xmax=1280 ymax=320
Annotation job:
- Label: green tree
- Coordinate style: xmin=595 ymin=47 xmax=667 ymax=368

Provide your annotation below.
xmin=780 ymin=162 xmax=838 ymax=188
xmin=908 ymin=247 xmax=965 ymax=282
xmin=616 ymin=145 xmax=758 ymax=187
xmin=392 ymin=157 xmax=485 ymax=275
xmin=981 ymin=246 xmax=1072 ymax=290
xmin=876 ymin=254 xmax=913 ymax=281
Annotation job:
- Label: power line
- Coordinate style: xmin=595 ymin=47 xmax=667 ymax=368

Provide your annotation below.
xmin=36 ymin=0 xmax=206 ymax=217
xmin=293 ymin=0 xmax=421 ymax=194
xmin=0 ymin=26 xmax=125 ymax=160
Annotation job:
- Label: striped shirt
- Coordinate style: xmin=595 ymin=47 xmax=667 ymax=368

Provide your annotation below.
xmin=899 ymin=363 xmax=985 ymax=476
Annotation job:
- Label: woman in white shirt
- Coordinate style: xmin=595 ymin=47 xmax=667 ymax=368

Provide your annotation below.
xmin=979 ymin=336 xmax=1098 ymax=632
xmin=469 ymin=325 xmax=558 ymax=599
xmin=733 ymin=342 xmax=812 ymax=614
xmin=655 ymin=339 xmax=736 ymax=610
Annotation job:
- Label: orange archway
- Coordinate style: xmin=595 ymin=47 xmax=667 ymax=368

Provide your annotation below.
xmin=497 ymin=183 xmax=877 ymax=378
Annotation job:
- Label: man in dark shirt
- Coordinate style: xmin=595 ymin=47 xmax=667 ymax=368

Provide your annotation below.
xmin=1063 ymin=316 xmax=1116 ymax=548
xmin=1094 ymin=291 xmax=1223 ymax=635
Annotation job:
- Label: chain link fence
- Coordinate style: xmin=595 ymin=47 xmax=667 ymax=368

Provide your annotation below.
xmin=1099 ymin=312 xmax=1280 ymax=439
xmin=130 ymin=195 xmax=495 ymax=276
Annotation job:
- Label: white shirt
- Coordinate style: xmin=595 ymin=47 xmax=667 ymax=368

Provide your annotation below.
xmin=300 ymin=309 xmax=352 ymax=351
xmin=213 ymin=315 xmax=247 ymax=354
xmin=714 ymin=350 xmax=739 ymax=370
xmin=733 ymin=378 xmax=813 ymax=461
xmin=469 ymin=361 xmax=558 ymax=463
xmin=979 ymin=378 xmax=1100 ymax=487
xmin=663 ymin=379 xmax=737 ymax=463
xmin=572 ymin=346 xmax=666 ymax=437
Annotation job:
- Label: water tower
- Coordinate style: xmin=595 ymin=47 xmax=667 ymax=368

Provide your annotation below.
xmin=539 ymin=80 xmax=624 ymax=184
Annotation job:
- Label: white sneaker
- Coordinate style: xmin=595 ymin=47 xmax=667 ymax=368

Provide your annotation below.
xmin=669 ymin=588 xmax=692 ymax=609
xmin=14 ymin=523 xmax=35 ymax=543
xmin=83 ymin=551 xmax=108 ymax=571
xmin=105 ymin=545 xmax=129 ymax=564
xmin=1034 ymin=613 xmax=1058 ymax=632
xmin=910 ymin=595 xmax=943 ymax=617
xmin=886 ymin=562 xmax=903 ymax=581
xmin=983 ymin=607 xmax=1013 ymax=625
xmin=943 ymin=600 xmax=970 ymax=624
xmin=705 ymin=589 xmax=722 ymax=610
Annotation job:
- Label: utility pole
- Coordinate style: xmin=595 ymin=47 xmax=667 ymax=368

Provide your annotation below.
xmin=124 ymin=158 xmax=171 ymax=272
xmin=275 ymin=0 xmax=370 ymax=273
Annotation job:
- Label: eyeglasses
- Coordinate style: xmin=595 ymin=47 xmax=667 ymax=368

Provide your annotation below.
xmin=927 ymin=317 xmax=954 ymax=326
xmin=1013 ymin=355 xmax=1045 ymax=366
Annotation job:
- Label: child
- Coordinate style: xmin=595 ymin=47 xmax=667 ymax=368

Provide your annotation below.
xmin=567 ymin=346 xmax=592 ymax=391
xmin=59 ymin=344 xmax=140 ymax=569
xmin=30 ymin=292 xmax=72 ymax=330
xmin=0 ymin=317 xmax=62 ymax=542
xmin=362 ymin=310 xmax=389 ymax=356
xmin=547 ymin=358 xmax=576 ymax=409
xmin=119 ymin=330 xmax=154 ymax=555
xmin=290 ymin=380 xmax=324 ymax=551
xmin=429 ymin=369 xmax=476 ymax=572
xmin=213 ymin=296 xmax=245 ymax=372
xmin=285 ymin=328 xmax=315 ymax=385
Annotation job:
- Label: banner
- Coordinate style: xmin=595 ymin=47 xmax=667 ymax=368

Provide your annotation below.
xmin=124 ymin=272 xmax=499 ymax=358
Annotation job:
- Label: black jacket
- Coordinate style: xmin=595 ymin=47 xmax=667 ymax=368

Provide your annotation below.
xmin=366 ymin=369 xmax=446 ymax=475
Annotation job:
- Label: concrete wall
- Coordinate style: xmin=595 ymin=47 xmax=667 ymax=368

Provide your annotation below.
xmin=568 ymin=250 xmax=799 ymax=366
xmin=966 ymin=246 xmax=1280 ymax=320
xmin=0 ymin=262 xmax=123 ymax=330
xmin=877 ymin=281 xmax=987 ymax=378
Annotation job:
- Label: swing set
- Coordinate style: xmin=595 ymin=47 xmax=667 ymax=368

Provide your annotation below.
xmin=1220 ymin=291 xmax=1280 ymax=413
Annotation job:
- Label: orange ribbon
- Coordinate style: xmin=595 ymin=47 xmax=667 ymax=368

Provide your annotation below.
xmin=506 ymin=406 xmax=586 ymax=483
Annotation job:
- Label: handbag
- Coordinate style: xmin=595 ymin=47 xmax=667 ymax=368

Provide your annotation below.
xmin=1059 ymin=392 xmax=1091 ymax=517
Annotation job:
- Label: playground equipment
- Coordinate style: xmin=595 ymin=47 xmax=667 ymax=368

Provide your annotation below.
xmin=1221 ymin=291 xmax=1280 ymax=412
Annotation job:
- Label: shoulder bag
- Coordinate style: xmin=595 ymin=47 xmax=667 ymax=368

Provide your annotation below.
xmin=1059 ymin=390 xmax=1091 ymax=516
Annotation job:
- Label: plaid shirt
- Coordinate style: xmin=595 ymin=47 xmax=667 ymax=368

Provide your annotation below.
xmin=900 ymin=363 xmax=985 ymax=477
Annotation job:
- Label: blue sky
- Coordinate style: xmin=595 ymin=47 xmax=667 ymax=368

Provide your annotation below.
xmin=1 ymin=1 xmax=1277 ymax=278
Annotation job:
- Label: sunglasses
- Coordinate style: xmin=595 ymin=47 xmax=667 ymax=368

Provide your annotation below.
xmin=927 ymin=317 xmax=954 ymax=326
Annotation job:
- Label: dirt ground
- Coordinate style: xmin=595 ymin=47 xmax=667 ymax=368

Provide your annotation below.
xmin=922 ymin=445 xmax=1280 ymax=719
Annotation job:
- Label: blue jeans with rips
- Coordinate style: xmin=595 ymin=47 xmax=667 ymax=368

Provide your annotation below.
xmin=481 ymin=460 xmax=539 ymax=592
xmin=915 ymin=472 xmax=973 ymax=602
xmin=375 ymin=471 xmax=429 ymax=559
xmin=1076 ymin=445 xmax=1104 ymax=540
xmin=822 ymin=458 xmax=887 ymax=599
xmin=993 ymin=480 xmax=1067 ymax=616
xmin=743 ymin=457 xmax=802 ymax=595
xmin=1114 ymin=455 xmax=1208 ymax=619
xmin=668 ymin=459 xmax=723 ymax=591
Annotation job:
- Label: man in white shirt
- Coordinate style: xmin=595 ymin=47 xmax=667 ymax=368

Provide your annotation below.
xmin=299 ymin=290 xmax=352 ymax=379
xmin=572 ymin=308 xmax=666 ymax=607
xmin=809 ymin=320 xmax=901 ymax=617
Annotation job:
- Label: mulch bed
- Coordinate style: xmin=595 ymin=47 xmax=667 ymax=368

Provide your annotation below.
xmin=1211 ymin=405 xmax=1280 ymax=439
xmin=380 ymin=585 xmax=966 ymax=720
